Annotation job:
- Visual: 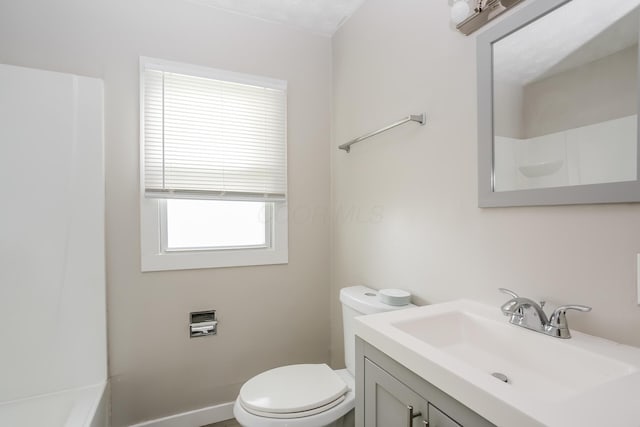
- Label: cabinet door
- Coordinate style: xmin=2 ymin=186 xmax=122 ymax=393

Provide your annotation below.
xmin=364 ymin=359 xmax=428 ymax=427
xmin=428 ymin=403 xmax=461 ymax=427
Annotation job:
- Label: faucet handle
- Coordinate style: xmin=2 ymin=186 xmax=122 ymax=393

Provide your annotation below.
xmin=498 ymin=288 xmax=519 ymax=299
xmin=554 ymin=304 xmax=592 ymax=313
xmin=547 ymin=304 xmax=592 ymax=338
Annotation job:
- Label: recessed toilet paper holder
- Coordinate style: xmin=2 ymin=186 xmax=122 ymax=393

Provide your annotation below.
xmin=190 ymin=310 xmax=217 ymax=338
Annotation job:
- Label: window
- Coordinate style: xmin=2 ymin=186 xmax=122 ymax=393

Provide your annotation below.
xmin=165 ymin=200 xmax=268 ymax=250
xmin=140 ymin=57 xmax=288 ymax=271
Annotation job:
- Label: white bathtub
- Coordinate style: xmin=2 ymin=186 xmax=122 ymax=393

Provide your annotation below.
xmin=0 ymin=382 xmax=108 ymax=427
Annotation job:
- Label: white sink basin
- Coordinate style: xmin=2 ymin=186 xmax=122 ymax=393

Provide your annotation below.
xmin=392 ymin=310 xmax=636 ymax=402
xmin=355 ymin=299 xmax=640 ymax=427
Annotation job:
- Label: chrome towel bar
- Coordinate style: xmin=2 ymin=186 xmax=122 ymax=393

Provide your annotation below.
xmin=338 ymin=113 xmax=426 ymax=153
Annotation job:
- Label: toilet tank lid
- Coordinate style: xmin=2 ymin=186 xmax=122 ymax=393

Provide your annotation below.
xmin=340 ymin=286 xmax=415 ymax=315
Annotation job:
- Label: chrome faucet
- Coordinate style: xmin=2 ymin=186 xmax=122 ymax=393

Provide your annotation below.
xmin=498 ymin=288 xmax=591 ymax=339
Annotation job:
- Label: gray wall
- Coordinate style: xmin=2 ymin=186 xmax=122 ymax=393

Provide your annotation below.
xmin=523 ymin=45 xmax=638 ymax=137
xmin=330 ymin=0 xmax=640 ymax=368
xmin=494 ymin=80 xmax=524 ymax=138
xmin=0 ymin=1 xmax=332 ymax=425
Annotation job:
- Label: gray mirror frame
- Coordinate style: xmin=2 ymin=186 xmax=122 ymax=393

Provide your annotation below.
xmin=477 ymin=0 xmax=640 ymax=207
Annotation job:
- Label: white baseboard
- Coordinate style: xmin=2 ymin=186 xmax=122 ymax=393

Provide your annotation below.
xmin=129 ymin=401 xmax=235 ymax=427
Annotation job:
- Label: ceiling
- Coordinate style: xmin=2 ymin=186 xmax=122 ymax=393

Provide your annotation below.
xmin=184 ymin=0 xmax=367 ymax=36
xmin=536 ymin=6 xmax=638 ymax=82
xmin=494 ymin=0 xmax=640 ymax=85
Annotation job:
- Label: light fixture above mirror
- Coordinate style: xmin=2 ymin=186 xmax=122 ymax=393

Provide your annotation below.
xmin=450 ymin=0 xmax=525 ymax=35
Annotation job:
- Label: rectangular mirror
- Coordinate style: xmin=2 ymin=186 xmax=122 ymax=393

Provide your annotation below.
xmin=478 ymin=0 xmax=640 ymax=207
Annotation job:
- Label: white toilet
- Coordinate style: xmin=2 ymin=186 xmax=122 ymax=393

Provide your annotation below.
xmin=233 ymin=285 xmax=415 ymax=427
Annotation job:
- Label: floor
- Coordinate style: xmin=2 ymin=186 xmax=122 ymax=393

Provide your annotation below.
xmin=202 ymin=419 xmax=241 ymax=427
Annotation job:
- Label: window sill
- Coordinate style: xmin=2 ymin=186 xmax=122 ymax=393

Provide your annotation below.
xmin=141 ymin=247 xmax=288 ymax=272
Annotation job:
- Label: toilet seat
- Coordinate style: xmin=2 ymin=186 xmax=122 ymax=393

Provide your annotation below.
xmin=243 ymin=395 xmax=346 ymax=419
xmin=234 ymin=368 xmax=355 ymax=427
xmin=239 ymin=364 xmax=348 ymax=417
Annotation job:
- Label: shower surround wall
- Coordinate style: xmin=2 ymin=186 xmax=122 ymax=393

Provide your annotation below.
xmin=0 ymin=64 xmax=107 ymax=404
xmin=0 ymin=0 xmax=331 ymax=425
xmin=330 ymin=0 xmax=640 ymax=368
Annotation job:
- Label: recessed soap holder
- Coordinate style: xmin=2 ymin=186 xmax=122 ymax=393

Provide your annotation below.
xmin=190 ymin=310 xmax=217 ymax=338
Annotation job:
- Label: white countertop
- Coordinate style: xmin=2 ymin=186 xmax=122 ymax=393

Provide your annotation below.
xmin=355 ymin=299 xmax=640 ymax=427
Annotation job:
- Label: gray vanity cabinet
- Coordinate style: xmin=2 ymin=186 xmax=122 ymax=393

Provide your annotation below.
xmin=364 ymin=359 xmax=430 ymax=426
xmin=356 ymin=337 xmax=495 ymax=427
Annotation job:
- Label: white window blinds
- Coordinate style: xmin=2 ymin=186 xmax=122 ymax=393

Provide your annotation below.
xmin=142 ymin=62 xmax=287 ymax=201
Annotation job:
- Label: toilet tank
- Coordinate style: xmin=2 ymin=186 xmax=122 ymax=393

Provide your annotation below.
xmin=340 ymin=286 xmax=415 ymax=376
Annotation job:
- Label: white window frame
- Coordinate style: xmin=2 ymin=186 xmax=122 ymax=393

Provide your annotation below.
xmin=139 ymin=57 xmax=288 ymax=272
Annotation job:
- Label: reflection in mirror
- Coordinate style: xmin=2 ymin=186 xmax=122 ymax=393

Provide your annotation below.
xmin=492 ymin=1 xmax=639 ymax=192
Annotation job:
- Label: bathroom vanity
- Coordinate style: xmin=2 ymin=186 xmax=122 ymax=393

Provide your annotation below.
xmin=354 ymin=300 xmax=640 ymax=427
xmin=356 ymin=337 xmax=494 ymax=426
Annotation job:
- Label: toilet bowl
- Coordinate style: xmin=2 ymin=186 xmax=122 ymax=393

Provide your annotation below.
xmin=233 ymin=286 xmax=414 ymax=427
